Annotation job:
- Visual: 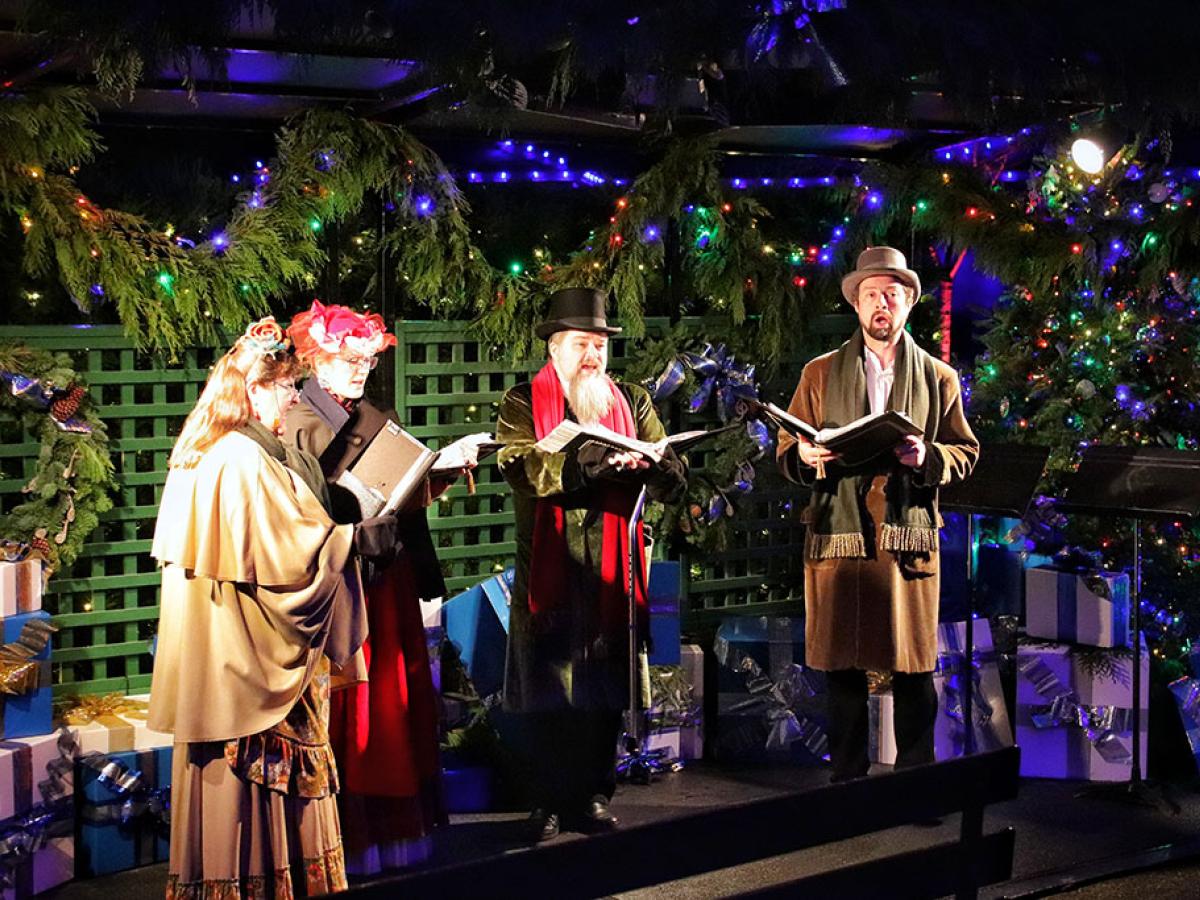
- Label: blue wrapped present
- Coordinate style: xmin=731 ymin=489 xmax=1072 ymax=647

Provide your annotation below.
xmin=440 ymin=750 xmax=495 ymax=814
xmin=0 ymin=612 xmax=54 ymax=740
xmin=1026 ymin=565 xmax=1130 ymax=648
xmin=444 ymin=570 xmax=513 ymax=700
xmin=1170 ymin=675 xmax=1200 ymax=773
xmin=74 ymin=747 xmax=171 ymax=878
xmin=648 ymin=561 xmax=681 ymax=665
xmin=712 ymin=617 xmax=828 ymax=765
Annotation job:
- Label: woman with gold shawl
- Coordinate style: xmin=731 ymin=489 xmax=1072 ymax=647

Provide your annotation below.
xmin=149 ymin=317 xmax=381 ymax=898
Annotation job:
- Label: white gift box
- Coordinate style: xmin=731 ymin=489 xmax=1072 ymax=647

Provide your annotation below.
xmin=1016 ymin=639 xmax=1149 ymax=781
xmin=0 ymin=560 xmax=43 ymax=617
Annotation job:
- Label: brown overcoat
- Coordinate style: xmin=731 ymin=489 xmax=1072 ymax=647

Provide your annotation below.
xmin=777 ymin=341 xmax=978 ymax=673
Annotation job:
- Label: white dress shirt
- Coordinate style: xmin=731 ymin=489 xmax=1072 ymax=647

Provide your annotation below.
xmin=864 ymin=347 xmax=895 ymax=416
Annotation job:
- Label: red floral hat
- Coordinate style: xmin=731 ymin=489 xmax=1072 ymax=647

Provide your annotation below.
xmin=288 ymin=299 xmax=396 ymax=362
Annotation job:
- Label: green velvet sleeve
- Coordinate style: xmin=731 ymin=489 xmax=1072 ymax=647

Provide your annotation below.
xmin=496 ymin=386 xmax=587 ymax=498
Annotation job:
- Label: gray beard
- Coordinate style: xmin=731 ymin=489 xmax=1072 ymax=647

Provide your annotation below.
xmin=567 ymin=372 xmax=614 ymax=424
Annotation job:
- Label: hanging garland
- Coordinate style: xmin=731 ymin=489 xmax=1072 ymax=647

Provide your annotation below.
xmin=2 ymin=89 xmax=494 ymax=358
xmin=472 ymin=138 xmax=806 ymax=365
xmin=0 ymin=343 xmax=114 ymax=573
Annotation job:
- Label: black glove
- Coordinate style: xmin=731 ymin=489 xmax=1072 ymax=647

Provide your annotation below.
xmin=354 ymin=514 xmax=400 ymax=563
xmin=646 ymin=444 xmax=688 ymax=502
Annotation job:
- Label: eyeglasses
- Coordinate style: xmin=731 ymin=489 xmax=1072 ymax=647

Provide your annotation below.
xmin=339 ymin=354 xmax=379 ymax=371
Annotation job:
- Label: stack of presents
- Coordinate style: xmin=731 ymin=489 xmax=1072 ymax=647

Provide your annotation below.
xmin=437 ymin=512 xmax=1194 ymax=807
xmin=0 ymin=550 xmax=172 ymax=897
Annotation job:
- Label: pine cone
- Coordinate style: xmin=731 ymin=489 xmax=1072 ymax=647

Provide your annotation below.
xmin=50 ymin=385 xmax=86 ymax=422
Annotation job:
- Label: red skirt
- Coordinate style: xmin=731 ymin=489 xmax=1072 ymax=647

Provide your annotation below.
xmin=330 ymin=555 xmax=446 ymax=849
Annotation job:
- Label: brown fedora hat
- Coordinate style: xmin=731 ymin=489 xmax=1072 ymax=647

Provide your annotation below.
xmin=840 ymin=246 xmax=922 ymax=303
xmin=534 ymin=288 xmax=623 ymax=339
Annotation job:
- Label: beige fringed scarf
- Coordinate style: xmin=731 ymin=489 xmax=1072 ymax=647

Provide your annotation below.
xmin=805 ymin=329 xmax=940 ymax=559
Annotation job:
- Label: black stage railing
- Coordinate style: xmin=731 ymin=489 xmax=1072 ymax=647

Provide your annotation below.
xmin=344 ymin=746 xmax=1020 ymax=900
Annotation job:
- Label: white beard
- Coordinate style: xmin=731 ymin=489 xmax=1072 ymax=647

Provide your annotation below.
xmin=567 ymin=372 xmax=614 ymax=424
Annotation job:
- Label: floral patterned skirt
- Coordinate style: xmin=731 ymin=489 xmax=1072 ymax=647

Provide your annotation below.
xmin=165 ymin=660 xmax=347 ymax=899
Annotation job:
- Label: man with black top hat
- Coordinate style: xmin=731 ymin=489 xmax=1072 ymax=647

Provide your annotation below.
xmin=495 ymin=288 xmax=687 ymax=841
xmin=776 ymin=247 xmax=979 ymax=781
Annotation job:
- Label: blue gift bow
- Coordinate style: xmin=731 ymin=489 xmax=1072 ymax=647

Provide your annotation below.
xmin=0 ymin=798 xmax=74 ymax=886
xmin=1018 ymin=654 xmax=1134 ymax=764
xmin=714 ymin=633 xmax=829 ymax=760
xmin=1168 ymin=676 xmax=1200 ymax=764
xmin=78 ymin=753 xmax=171 ymax=832
xmin=935 ymin=646 xmax=997 ymax=753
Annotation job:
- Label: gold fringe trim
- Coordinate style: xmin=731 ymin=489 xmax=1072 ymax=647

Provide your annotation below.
xmin=165 ymin=869 xmax=291 ymax=900
xmin=805 ymin=530 xmax=867 ymax=559
xmin=879 ymin=523 xmax=940 ymax=553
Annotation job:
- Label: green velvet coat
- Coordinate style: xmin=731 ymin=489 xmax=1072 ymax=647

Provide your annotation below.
xmin=496 ymin=381 xmax=681 ymax=713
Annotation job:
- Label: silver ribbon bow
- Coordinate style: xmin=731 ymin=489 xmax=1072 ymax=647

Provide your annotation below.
xmin=1019 ymin=654 xmax=1133 ymax=763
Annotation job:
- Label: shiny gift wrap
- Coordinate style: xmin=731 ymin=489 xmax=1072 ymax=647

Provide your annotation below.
xmin=0 ymin=563 xmax=42 ymax=619
xmin=712 ymin=617 xmax=828 ymax=765
xmin=1025 ymin=565 xmax=1130 ymax=649
xmin=74 ymin=747 xmax=171 ymax=878
xmin=1015 ymin=639 xmax=1148 ymax=781
xmin=869 ymin=619 xmax=1014 ymax=765
xmin=0 ymin=729 xmax=79 ymax=898
xmin=56 ymin=694 xmax=168 ymax=754
xmin=0 ymin=615 xmax=54 ymax=741
xmin=646 ymin=644 xmax=704 ymax=760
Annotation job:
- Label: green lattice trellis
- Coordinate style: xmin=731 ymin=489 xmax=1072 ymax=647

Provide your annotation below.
xmin=0 ymin=316 xmax=850 ymax=696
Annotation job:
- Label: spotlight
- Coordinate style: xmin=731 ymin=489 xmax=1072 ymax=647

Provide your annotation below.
xmin=1070 ymin=138 xmax=1107 ymax=175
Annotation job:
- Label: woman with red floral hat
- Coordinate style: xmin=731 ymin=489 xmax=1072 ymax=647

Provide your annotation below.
xmin=282 ymin=301 xmax=483 ymax=875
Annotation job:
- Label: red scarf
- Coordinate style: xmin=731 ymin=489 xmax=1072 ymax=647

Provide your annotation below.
xmin=529 ymin=361 xmax=648 ymax=636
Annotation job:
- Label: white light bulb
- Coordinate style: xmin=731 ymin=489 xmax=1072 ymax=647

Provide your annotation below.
xmin=1070 ymin=138 xmax=1106 ymax=174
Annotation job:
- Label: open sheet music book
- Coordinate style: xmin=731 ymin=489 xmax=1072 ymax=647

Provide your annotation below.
xmin=335 ymin=420 xmax=440 ymax=517
xmin=534 ymin=420 xmax=730 ymax=458
xmin=429 ymin=434 xmax=502 ymax=475
xmin=759 ymin=401 xmax=922 ymax=467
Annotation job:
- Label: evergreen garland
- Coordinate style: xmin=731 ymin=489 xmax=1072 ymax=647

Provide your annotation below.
xmin=0 ymin=344 xmax=115 ymax=572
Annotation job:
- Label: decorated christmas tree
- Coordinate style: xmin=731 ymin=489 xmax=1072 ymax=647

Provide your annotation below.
xmin=960 ymin=127 xmax=1200 ymax=678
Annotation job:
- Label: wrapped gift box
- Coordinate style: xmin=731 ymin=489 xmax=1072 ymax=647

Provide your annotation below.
xmin=0 ymin=560 xmax=43 ymax=617
xmin=1016 ymin=639 xmax=1149 ymax=781
xmin=1170 ymin=675 xmax=1200 ymax=773
xmin=975 ymin=543 xmax=1024 ymax=618
xmin=647 ymin=562 xmax=681 ymax=666
xmin=1 ymin=612 xmax=54 ymax=740
xmin=647 ymin=644 xmax=704 ymax=760
xmin=58 ymin=694 xmax=170 ymax=754
xmin=440 ymin=747 xmax=495 ymax=814
xmin=1026 ymin=565 xmax=1130 ymax=648
xmin=74 ymin=747 xmax=171 ymax=878
xmin=870 ymin=619 xmax=1014 ymax=765
xmin=444 ymin=570 xmax=512 ymax=701
xmin=0 ymin=729 xmax=78 ymax=898
xmin=712 ymin=617 xmax=828 ymax=765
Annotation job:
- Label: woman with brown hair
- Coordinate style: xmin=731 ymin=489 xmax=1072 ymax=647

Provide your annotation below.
xmin=149 ymin=317 xmax=380 ymax=898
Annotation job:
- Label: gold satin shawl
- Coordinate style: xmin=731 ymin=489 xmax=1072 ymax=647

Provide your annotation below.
xmin=148 ymin=431 xmax=360 ymax=742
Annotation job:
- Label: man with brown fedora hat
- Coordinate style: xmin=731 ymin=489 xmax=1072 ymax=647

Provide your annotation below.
xmin=495 ymin=287 xmax=686 ymax=840
xmin=777 ymin=247 xmax=979 ymax=781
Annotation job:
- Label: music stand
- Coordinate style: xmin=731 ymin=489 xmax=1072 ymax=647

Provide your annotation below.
xmin=1057 ymin=446 xmax=1200 ymax=812
xmin=939 ymin=443 xmax=1049 ymax=754
xmin=617 ymin=486 xmax=681 ymax=783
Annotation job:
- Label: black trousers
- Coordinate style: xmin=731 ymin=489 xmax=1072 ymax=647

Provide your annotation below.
xmin=825 ymin=668 xmax=938 ymax=781
xmin=524 ymin=709 xmax=624 ymax=812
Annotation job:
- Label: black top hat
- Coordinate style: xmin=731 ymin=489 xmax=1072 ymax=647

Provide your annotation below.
xmin=535 ymin=288 xmax=623 ymax=340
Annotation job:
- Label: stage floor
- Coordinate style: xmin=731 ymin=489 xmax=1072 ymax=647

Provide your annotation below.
xmin=47 ymin=762 xmax=1200 ymax=899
